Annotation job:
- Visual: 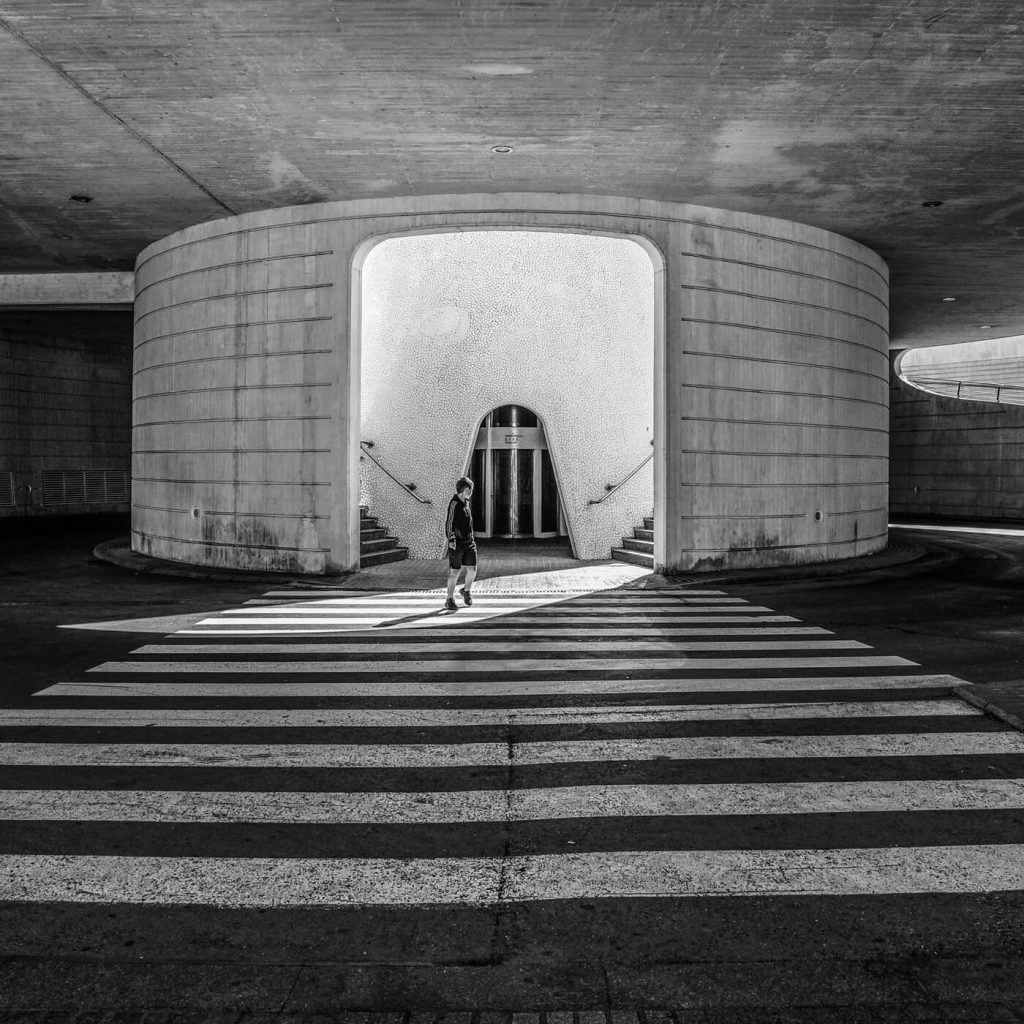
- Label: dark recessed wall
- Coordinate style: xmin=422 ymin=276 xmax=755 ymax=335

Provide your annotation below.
xmin=0 ymin=310 xmax=133 ymax=519
xmin=890 ymin=365 xmax=1024 ymax=523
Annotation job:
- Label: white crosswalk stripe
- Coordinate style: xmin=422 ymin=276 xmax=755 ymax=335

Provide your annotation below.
xmin=84 ymin=654 xmax=912 ymax=674
xmin=173 ymin=588 xmax=780 ymax=635
xmin=6 ymin=845 xmax=1024 ymax=905
xmin=35 ymin=673 xmax=964 ymax=698
xmin=5 ymin=582 xmax=1024 ymax=908
xmin=4 ymin=732 xmax=1022 ymax=768
xmin=0 ymin=699 xmax=976 ymax=728
xmin=5 ymin=777 xmax=1022 ymax=824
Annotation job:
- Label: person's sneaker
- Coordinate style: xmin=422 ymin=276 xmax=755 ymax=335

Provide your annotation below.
xmin=444 ymin=597 xmax=458 ymax=611
xmin=461 ymin=588 xmax=473 ymax=606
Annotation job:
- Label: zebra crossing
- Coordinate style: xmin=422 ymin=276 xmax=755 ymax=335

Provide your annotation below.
xmin=3 ymin=583 xmax=1024 ymax=909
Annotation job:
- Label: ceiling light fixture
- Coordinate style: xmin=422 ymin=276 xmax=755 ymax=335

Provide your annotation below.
xmin=942 ymin=296 xmax=957 ymax=302
xmin=490 ymin=145 xmax=514 ymax=154
xmin=69 ymin=194 xmax=93 ymax=203
xmin=922 ymin=200 xmax=943 ymax=207
xmin=980 ymin=324 xmax=993 ymax=329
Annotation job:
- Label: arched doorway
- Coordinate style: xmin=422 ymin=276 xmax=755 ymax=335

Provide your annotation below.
xmin=469 ymin=404 xmax=566 ymax=540
xmin=357 ymin=228 xmax=658 ymax=561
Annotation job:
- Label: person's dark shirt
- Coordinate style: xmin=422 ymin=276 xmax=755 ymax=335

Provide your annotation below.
xmin=445 ymin=494 xmax=474 ymax=543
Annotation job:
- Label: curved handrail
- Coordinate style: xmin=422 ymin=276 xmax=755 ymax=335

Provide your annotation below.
xmin=903 ymin=375 xmax=1024 ymax=404
xmin=360 ymin=441 xmax=432 ymax=505
xmin=588 ymin=446 xmax=654 ymax=505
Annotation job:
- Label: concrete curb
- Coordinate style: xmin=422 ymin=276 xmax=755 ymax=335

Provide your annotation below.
xmin=92 ymin=539 xmax=337 ymax=586
xmin=953 ymin=683 xmax=1024 ymax=734
xmin=619 ymin=541 xmax=936 ymax=589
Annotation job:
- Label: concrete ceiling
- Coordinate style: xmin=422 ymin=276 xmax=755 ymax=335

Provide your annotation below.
xmin=2 ymin=0 xmax=1023 ymax=349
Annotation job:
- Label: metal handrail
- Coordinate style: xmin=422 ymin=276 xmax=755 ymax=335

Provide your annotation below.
xmin=906 ymin=375 xmax=1024 ymax=403
xmin=588 ymin=445 xmax=654 ymax=505
xmin=360 ymin=441 xmax=432 ymax=505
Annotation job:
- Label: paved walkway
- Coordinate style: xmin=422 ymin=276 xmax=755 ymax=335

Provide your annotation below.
xmin=5 ymin=577 xmax=1024 ymax=1016
xmin=327 ymin=539 xmax=651 ymax=593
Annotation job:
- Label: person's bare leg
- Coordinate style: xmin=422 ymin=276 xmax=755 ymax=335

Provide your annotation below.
xmin=462 ymin=565 xmax=477 ymax=593
xmin=447 ymin=568 xmax=461 ymax=600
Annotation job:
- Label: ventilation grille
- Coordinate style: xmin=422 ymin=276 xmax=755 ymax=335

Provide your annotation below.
xmin=0 ymin=473 xmax=13 ymax=507
xmin=41 ymin=470 xmax=129 ymax=505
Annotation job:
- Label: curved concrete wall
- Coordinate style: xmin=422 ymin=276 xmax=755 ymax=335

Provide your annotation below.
xmin=360 ymin=231 xmax=654 ymax=560
xmin=891 ymin=365 xmax=1024 ymax=522
xmin=132 ymin=193 xmax=889 ymax=574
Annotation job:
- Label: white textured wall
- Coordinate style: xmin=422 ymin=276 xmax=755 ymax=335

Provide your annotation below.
xmin=360 ymin=231 xmax=655 ymax=559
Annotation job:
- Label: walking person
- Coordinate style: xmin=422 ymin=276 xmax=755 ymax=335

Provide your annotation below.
xmin=444 ymin=476 xmax=477 ymax=611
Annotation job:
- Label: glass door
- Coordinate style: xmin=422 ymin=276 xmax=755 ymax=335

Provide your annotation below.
xmin=471 ymin=405 xmax=563 ymax=540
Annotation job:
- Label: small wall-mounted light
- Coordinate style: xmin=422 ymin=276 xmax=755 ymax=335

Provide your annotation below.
xmin=942 ymin=296 xmax=957 ymax=302
xmin=922 ymin=200 xmax=943 ymax=207
xmin=490 ymin=145 xmax=514 ymax=154
xmin=813 ymin=509 xmax=824 ymax=523
xmin=980 ymin=325 xmax=994 ymax=329
xmin=69 ymin=194 xmax=94 ymax=203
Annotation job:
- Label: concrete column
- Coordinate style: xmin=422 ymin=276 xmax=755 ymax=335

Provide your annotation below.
xmin=132 ymin=194 xmax=888 ymax=574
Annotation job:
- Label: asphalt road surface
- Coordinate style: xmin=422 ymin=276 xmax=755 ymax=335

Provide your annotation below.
xmin=3 ymin=515 xmax=1024 ymax=1024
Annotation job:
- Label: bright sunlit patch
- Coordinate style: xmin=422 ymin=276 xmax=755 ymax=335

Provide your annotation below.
xmin=57 ymin=563 xmax=653 ymax=636
xmin=893 ymin=523 xmax=1024 ymax=538
xmin=177 ymin=563 xmax=652 ymax=636
xmin=59 ymin=612 xmax=226 ymax=634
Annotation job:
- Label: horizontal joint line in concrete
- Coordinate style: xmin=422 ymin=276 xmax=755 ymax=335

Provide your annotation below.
xmin=133 ymin=416 xmax=333 ymax=427
xmin=680 ymin=349 xmax=889 ymax=384
xmin=677 ymin=250 xmax=889 ymax=306
xmin=133 ymin=448 xmax=331 ymax=454
xmin=135 ymin=315 xmax=334 ymax=349
xmin=131 ymin=530 xmax=330 ymax=553
xmin=1 ymin=369 xmax=130 ymax=387
xmin=135 ymin=207 xmax=886 ymax=282
xmin=133 ymin=349 xmax=333 ymax=376
xmin=134 ymin=250 xmax=335 ymax=299
xmin=829 ymin=507 xmax=888 ymax=516
xmin=132 ymin=503 xmax=190 ymax=514
xmin=134 ymin=383 xmax=332 ymax=400
xmin=681 ymin=416 xmax=889 ymax=434
xmin=675 ymin=513 xmax=811 ymax=520
xmin=680 ymin=285 xmax=887 ymax=332
xmin=134 ymin=282 xmax=333 ymax=324
xmin=681 ymin=383 xmax=888 ymax=408
xmin=202 ymin=510 xmax=331 ymax=519
xmin=132 ymin=478 xmax=331 ymax=487
xmin=892 ymin=439 xmax=1024 ymax=448
xmin=679 ymin=318 xmax=889 ymax=356
xmin=682 ymin=450 xmax=888 ymax=460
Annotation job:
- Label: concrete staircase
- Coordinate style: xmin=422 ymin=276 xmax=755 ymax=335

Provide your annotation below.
xmin=611 ymin=514 xmax=654 ymax=568
xmin=360 ymin=506 xmax=409 ymax=567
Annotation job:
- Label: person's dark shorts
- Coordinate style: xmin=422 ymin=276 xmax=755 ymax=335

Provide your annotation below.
xmin=448 ymin=539 xmax=478 ymax=569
